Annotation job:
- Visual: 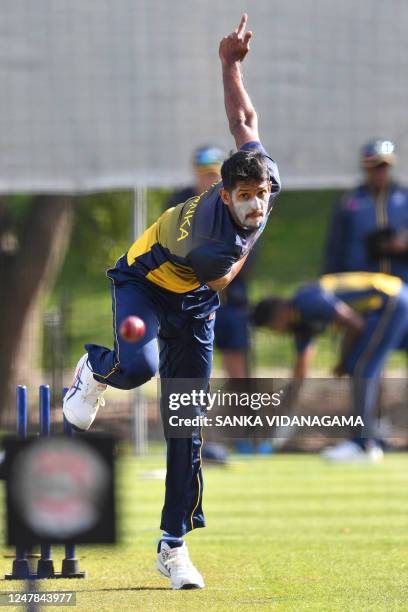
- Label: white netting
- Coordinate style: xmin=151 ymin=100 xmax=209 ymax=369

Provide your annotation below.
xmin=1 ymin=0 xmax=408 ymax=192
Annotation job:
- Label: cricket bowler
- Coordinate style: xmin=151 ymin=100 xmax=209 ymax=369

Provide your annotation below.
xmin=63 ymin=14 xmax=281 ymax=589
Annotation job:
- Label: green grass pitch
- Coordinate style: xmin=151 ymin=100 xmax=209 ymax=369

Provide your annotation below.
xmin=1 ymin=450 xmax=408 ymax=611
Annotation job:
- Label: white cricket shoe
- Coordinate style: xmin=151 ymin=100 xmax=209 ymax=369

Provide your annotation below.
xmin=63 ymin=353 xmax=107 ymax=431
xmin=321 ymin=440 xmax=384 ymax=463
xmin=157 ymin=542 xmax=205 ymax=590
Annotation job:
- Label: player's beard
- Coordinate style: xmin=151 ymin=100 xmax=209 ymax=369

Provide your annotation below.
xmin=231 ymin=191 xmax=268 ymax=230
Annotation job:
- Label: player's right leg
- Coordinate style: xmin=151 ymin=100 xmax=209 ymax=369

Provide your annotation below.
xmin=63 ymin=272 xmax=161 ymax=430
xmin=156 ymin=312 xmax=216 ymax=589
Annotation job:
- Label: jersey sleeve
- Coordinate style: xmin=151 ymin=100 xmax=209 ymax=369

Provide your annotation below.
xmin=295 ymin=284 xmax=339 ymax=321
xmin=188 ymin=244 xmax=238 ymax=284
xmin=240 ymin=140 xmax=281 ymax=196
xmin=292 ymin=284 xmax=340 ymax=353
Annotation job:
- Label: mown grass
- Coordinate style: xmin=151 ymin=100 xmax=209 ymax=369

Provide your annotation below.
xmin=1 ymin=450 xmax=407 ymax=611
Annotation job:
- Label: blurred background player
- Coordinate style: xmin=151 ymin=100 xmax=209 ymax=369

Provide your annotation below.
xmin=164 ymin=145 xmax=226 ymax=211
xmin=323 ymin=140 xmax=408 ymax=412
xmin=323 ymin=140 xmax=408 ymax=280
xmin=253 ymin=272 xmax=408 ymax=462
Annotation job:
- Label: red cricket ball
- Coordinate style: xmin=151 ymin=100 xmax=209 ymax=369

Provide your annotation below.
xmin=119 ymin=316 xmax=146 ymax=343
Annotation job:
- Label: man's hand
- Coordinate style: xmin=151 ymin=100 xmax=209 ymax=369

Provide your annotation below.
xmin=333 ymin=362 xmax=347 ymax=377
xmin=380 ymin=235 xmax=408 ymax=256
xmin=365 ymin=227 xmax=408 ymax=259
xmin=334 ymin=303 xmax=365 ymax=333
xmin=219 ymin=14 xmax=252 ymax=65
xmin=219 ymin=13 xmax=259 ymax=147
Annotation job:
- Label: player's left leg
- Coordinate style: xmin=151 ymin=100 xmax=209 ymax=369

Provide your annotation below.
xmin=156 ymin=311 xmax=215 ymax=589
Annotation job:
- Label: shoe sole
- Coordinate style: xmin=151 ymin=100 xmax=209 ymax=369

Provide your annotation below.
xmin=156 ymin=560 xmax=170 ymax=578
xmin=63 ymin=401 xmax=90 ymax=432
xmin=66 ymin=419 xmax=86 ymax=433
xmin=62 ymin=398 xmax=85 ymax=433
xmin=156 ymin=559 xmax=203 ymax=589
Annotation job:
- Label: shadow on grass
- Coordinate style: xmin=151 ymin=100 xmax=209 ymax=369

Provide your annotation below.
xmin=76 ymin=587 xmax=170 ymax=592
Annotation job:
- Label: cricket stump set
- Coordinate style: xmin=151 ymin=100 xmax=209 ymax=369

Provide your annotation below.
xmin=5 ymin=385 xmax=86 ymax=580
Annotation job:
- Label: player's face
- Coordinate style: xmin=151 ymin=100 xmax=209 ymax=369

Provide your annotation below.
xmin=266 ymin=304 xmax=295 ymax=333
xmin=225 ymin=180 xmax=271 ymax=229
xmin=365 ymin=163 xmax=391 ymax=191
xmin=268 ymin=316 xmax=291 ymax=333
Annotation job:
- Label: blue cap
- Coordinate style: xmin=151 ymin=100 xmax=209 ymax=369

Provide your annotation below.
xmin=193 ymin=145 xmax=225 ymax=169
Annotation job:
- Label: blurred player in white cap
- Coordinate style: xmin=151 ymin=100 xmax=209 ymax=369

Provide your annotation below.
xmin=324 ymin=140 xmax=408 ymax=280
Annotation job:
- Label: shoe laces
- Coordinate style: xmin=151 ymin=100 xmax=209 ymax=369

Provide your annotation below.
xmin=165 ymin=546 xmax=193 ymax=573
xmin=82 ymin=377 xmax=107 ymax=407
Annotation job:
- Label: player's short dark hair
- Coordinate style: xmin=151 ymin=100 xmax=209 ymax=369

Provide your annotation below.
xmin=221 ymin=150 xmax=269 ymax=192
xmin=252 ymin=297 xmax=287 ymax=327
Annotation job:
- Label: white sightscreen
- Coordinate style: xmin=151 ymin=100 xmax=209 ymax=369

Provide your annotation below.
xmin=1 ymin=0 xmax=408 ymax=192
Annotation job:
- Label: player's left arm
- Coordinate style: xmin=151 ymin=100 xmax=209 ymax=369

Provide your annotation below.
xmin=207 ymin=252 xmax=249 ymax=292
xmin=219 ymin=14 xmax=259 ymax=148
xmin=293 ymin=345 xmax=315 ymax=380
